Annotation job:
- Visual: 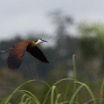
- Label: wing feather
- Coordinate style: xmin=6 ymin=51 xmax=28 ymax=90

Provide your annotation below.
xmin=7 ymin=41 xmax=29 ymax=69
xmin=27 ymin=45 xmax=49 ymax=63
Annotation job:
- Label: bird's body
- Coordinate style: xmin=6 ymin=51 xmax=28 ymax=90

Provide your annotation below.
xmin=1 ymin=39 xmax=49 ymax=70
xmin=9 ymin=40 xmax=32 ymax=59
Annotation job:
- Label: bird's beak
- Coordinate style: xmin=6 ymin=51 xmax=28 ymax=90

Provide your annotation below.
xmin=42 ymin=39 xmax=48 ymax=42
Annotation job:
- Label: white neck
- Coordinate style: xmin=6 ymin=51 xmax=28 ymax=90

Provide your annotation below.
xmin=35 ymin=39 xmax=43 ymax=45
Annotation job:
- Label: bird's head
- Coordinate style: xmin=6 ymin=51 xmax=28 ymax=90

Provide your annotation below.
xmin=35 ymin=38 xmax=48 ymax=46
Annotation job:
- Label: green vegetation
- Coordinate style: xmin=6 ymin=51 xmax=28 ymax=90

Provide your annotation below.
xmin=0 ymin=55 xmax=104 ymax=104
xmin=0 ymin=79 xmax=100 ymax=104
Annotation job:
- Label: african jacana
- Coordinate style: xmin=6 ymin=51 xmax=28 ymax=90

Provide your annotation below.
xmin=0 ymin=39 xmax=49 ymax=70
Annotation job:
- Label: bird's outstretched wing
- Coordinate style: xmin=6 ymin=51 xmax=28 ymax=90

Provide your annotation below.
xmin=7 ymin=53 xmax=22 ymax=70
xmin=7 ymin=42 xmax=28 ymax=70
xmin=27 ymin=46 xmax=49 ymax=63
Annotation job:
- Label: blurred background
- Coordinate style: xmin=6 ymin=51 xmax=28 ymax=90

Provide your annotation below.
xmin=0 ymin=0 xmax=104 ymax=98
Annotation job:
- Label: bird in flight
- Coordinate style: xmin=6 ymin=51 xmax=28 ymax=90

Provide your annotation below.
xmin=0 ymin=39 xmax=49 ymax=70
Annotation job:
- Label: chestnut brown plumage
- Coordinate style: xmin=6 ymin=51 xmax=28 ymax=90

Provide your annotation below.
xmin=5 ymin=39 xmax=49 ymax=70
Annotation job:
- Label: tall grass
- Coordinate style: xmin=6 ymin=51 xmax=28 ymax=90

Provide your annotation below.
xmin=0 ymin=54 xmax=104 ymax=104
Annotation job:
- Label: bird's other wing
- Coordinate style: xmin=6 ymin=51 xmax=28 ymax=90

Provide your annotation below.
xmin=7 ymin=42 xmax=29 ymax=70
xmin=27 ymin=46 xmax=49 ymax=63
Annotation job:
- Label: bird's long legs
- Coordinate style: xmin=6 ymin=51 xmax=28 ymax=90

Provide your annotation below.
xmin=0 ymin=48 xmax=13 ymax=54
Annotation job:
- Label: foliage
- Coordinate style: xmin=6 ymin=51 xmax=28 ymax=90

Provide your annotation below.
xmin=1 ymin=78 xmax=102 ymax=104
xmin=78 ymin=22 xmax=104 ymax=59
xmin=78 ymin=22 xmax=104 ymax=80
xmin=0 ymin=55 xmax=104 ymax=104
xmin=0 ymin=68 xmax=25 ymax=97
